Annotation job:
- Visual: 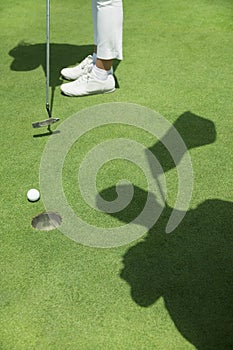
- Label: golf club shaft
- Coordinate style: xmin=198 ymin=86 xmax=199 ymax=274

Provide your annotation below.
xmin=46 ymin=0 xmax=51 ymax=117
xmin=31 ymin=0 xmax=60 ymax=130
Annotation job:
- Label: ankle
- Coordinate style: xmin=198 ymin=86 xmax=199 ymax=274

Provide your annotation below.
xmin=96 ymin=58 xmax=113 ymax=71
xmin=93 ymin=65 xmax=112 ymax=81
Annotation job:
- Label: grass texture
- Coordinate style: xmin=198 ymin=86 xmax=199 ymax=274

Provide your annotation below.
xmin=0 ymin=0 xmax=233 ymax=349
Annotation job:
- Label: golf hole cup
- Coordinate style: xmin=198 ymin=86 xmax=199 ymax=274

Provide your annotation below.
xmin=27 ymin=188 xmax=40 ymax=202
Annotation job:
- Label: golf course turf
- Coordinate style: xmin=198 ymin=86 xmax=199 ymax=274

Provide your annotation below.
xmin=1 ymin=0 xmax=233 ymax=349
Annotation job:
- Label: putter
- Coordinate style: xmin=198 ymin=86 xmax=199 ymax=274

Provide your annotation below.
xmin=32 ymin=0 xmax=59 ymax=130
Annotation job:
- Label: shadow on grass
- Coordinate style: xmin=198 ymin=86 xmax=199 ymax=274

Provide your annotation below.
xmin=8 ymin=42 xmax=121 ymax=111
xmin=9 ymin=42 xmax=92 ymax=85
xmin=116 ymin=188 xmax=233 ymax=350
xmin=97 ymin=112 xmax=233 ymax=349
xmin=9 ymin=42 xmax=121 ymax=136
xmin=8 ymin=42 xmax=93 ymax=114
xmin=9 ymin=42 xmax=121 ymax=82
xmin=148 ymin=111 xmax=216 ymax=177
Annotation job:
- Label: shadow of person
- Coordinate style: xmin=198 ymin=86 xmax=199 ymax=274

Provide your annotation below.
xmin=9 ymin=42 xmax=121 ymax=98
xmin=96 ymin=112 xmax=233 ymax=349
xmin=9 ymin=42 xmax=93 ymax=114
xmin=98 ymin=184 xmax=233 ymax=350
xmin=9 ymin=41 xmax=94 ymax=86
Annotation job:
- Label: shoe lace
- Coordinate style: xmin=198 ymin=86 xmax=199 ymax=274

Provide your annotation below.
xmin=80 ymin=55 xmax=93 ymax=70
xmin=78 ymin=65 xmax=93 ymax=82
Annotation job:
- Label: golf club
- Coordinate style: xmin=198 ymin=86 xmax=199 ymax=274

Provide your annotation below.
xmin=32 ymin=0 xmax=59 ymax=131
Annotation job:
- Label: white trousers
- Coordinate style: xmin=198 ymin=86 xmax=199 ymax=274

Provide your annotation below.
xmin=92 ymin=0 xmax=123 ymax=60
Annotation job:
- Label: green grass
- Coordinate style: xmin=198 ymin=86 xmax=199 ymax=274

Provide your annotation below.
xmin=1 ymin=0 xmax=233 ymax=349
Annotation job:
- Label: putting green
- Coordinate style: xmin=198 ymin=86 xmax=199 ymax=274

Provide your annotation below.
xmin=0 ymin=0 xmax=233 ymax=349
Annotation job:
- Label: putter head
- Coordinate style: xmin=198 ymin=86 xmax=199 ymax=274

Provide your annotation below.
xmin=32 ymin=117 xmax=60 ymax=128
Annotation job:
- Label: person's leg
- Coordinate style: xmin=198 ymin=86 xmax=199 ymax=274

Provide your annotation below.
xmin=95 ymin=0 xmax=123 ymax=71
xmin=92 ymin=0 xmax=97 ymax=63
xmin=91 ymin=0 xmax=123 ymax=82
xmin=61 ymin=0 xmax=123 ymax=96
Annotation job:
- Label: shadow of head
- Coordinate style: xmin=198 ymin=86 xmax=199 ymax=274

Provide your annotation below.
xmin=148 ymin=111 xmax=217 ymax=176
xmin=173 ymin=111 xmax=217 ymax=149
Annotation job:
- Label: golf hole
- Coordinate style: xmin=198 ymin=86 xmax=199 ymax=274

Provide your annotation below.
xmin=32 ymin=211 xmax=62 ymax=231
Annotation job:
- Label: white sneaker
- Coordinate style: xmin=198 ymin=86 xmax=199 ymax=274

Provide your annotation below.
xmin=61 ymin=55 xmax=94 ymax=80
xmin=60 ymin=71 xmax=115 ymax=97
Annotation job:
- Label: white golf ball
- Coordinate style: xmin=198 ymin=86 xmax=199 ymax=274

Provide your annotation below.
xmin=27 ymin=188 xmax=40 ymax=202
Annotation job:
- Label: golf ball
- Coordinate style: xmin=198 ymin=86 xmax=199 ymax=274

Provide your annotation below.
xmin=27 ymin=188 xmax=40 ymax=202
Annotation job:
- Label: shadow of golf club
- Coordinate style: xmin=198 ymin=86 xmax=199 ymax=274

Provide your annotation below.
xmin=33 ymin=129 xmax=61 ymax=138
